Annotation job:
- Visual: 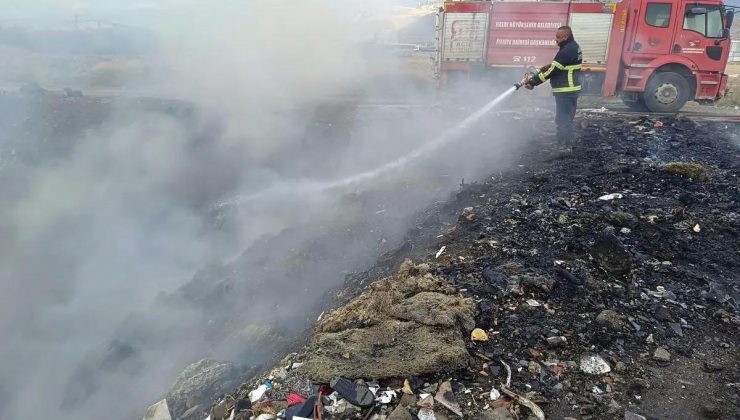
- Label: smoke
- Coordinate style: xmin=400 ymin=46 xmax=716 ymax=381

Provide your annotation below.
xmin=0 ymin=1 xmax=531 ymax=419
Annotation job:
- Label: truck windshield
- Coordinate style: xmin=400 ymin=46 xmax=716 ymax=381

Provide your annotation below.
xmin=684 ymin=5 xmax=724 ymax=37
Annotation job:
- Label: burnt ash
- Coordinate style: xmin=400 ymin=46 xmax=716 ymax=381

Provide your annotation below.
xmin=224 ymin=113 xmax=740 ymax=420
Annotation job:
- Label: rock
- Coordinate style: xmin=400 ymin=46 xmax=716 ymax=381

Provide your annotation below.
xmin=595 ymin=310 xmax=627 ymax=331
xmin=624 ymin=411 xmax=647 ymax=420
xmin=300 ymin=273 xmax=474 ymax=382
xmin=471 ymin=328 xmax=489 ymax=342
xmin=653 ymin=347 xmax=671 ymax=362
xmin=528 ymin=361 xmax=542 ymax=375
xmin=387 ymin=405 xmax=415 ymax=420
xmin=701 ymin=404 xmax=721 ymax=419
xmin=653 ymin=306 xmax=673 ymax=322
xmin=179 ymin=405 xmax=203 ymax=420
xmin=546 ymin=336 xmax=567 ymax=347
xmin=703 ymin=361 xmax=724 ymax=373
xmin=482 ymin=266 xmax=509 ymax=290
xmin=481 ymin=407 xmax=516 ymax=420
xmin=606 ymin=211 xmax=638 ymax=228
xmin=519 ymin=273 xmax=556 ymax=294
xmin=166 ymin=359 xmax=241 ymax=419
xmin=580 ymin=354 xmax=611 ymax=374
xmin=591 ymin=233 xmax=632 ymax=275
xmin=398 ymin=393 xmax=418 ymax=407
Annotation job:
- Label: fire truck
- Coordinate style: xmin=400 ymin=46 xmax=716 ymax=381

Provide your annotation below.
xmin=436 ymin=0 xmax=735 ymax=111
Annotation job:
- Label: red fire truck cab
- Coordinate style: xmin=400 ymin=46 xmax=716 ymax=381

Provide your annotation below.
xmin=436 ymin=0 xmax=735 ymax=112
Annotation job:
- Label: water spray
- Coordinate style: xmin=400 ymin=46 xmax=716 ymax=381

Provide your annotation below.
xmin=218 ymin=86 xmax=520 ymax=208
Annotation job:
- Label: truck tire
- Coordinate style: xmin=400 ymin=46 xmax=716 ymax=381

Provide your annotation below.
xmin=642 ymin=71 xmax=690 ymax=113
xmin=621 ymin=97 xmax=649 ymax=112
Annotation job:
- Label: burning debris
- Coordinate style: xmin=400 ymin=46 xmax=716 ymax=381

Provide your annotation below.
xmin=150 ymin=113 xmax=739 ymax=420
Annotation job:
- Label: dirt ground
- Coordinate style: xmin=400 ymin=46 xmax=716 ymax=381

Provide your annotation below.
xmin=216 ymin=110 xmax=740 ymax=420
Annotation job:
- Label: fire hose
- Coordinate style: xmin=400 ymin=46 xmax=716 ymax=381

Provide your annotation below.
xmin=514 ymin=67 xmax=539 ymax=91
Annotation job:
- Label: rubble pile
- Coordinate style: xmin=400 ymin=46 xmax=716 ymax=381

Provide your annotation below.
xmin=153 ymin=114 xmax=739 ymax=420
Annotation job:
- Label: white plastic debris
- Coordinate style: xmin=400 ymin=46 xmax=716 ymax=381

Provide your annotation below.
xmin=693 ymin=224 xmax=701 ymax=233
xmin=417 ymin=408 xmax=436 ymax=420
xmin=255 ymin=414 xmax=275 ymax=420
xmin=620 ymin=227 xmax=631 ymax=234
xmin=580 ymin=354 xmax=611 ymax=374
xmin=598 ymin=193 xmax=623 ymax=201
xmin=249 ymin=384 xmax=269 ymax=402
xmin=490 ymin=387 xmax=501 ymax=400
xmin=143 ymin=399 xmax=172 ymax=420
xmin=592 ymin=385 xmax=603 ymax=394
xmin=526 ymin=299 xmax=542 ymax=307
xmin=376 ymin=390 xmax=397 ymax=404
xmin=435 ymin=246 xmax=446 ymax=259
xmin=648 ymin=286 xmax=677 ymax=300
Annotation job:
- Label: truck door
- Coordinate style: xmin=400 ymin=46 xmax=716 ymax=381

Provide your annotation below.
xmin=673 ymin=4 xmax=727 ymax=73
xmin=630 ymin=1 xmax=676 ymax=57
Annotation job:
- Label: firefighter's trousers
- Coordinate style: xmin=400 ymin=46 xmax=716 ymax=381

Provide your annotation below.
xmin=554 ymin=92 xmax=578 ymax=143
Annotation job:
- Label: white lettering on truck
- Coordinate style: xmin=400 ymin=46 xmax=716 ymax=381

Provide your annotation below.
xmin=494 ymin=21 xmax=563 ymax=29
xmin=494 ymin=39 xmax=557 ymax=46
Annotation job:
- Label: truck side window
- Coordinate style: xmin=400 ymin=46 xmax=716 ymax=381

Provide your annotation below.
xmin=646 ymin=3 xmax=672 ymax=28
xmin=684 ymin=6 xmax=724 ymax=37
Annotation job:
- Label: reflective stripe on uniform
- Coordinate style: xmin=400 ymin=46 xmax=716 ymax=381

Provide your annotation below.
xmin=538 ymin=61 xmax=564 ymax=81
xmin=568 ymin=69 xmax=574 ymax=88
xmin=552 ymin=85 xmax=582 ymax=93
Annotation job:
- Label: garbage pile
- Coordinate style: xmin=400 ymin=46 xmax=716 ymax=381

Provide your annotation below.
xmin=147 ymin=114 xmax=739 ymax=420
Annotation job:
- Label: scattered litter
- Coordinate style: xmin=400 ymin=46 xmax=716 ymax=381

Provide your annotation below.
xmin=693 ymin=224 xmax=701 ymax=233
xmin=471 ymin=328 xmax=489 ymax=342
xmin=580 ymin=354 xmax=611 ymax=374
xmin=143 ymin=399 xmax=172 ymax=420
xmin=526 ymin=299 xmax=542 ymax=307
xmin=490 ymin=387 xmax=501 ymax=400
xmin=402 ymin=379 xmax=414 ymax=395
xmin=501 ymin=387 xmax=545 ymax=420
xmin=375 ymin=390 xmax=397 ymax=404
xmin=330 ymin=377 xmax=376 ymax=408
xmin=655 ymin=120 xmax=664 ymax=128
xmin=598 ymin=193 xmax=623 ymax=201
xmin=592 ymin=385 xmax=603 ymax=394
xmin=249 ymin=384 xmax=268 ymax=403
xmin=435 ymin=381 xmax=463 ymax=417
xmin=500 ymin=360 xmax=512 ymax=387
xmin=435 ymin=246 xmax=446 ymax=259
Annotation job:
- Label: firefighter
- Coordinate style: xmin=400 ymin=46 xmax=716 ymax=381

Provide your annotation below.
xmin=525 ymin=26 xmax=582 ymax=144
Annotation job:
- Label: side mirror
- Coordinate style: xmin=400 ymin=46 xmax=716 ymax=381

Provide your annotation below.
xmin=726 ymin=10 xmax=735 ymax=28
xmin=690 ymin=7 xmax=707 ymax=14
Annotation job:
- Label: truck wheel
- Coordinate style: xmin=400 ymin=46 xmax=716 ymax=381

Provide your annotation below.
xmin=642 ymin=71 xmax=690 ymax=113
xmin=621 ymin=97 xmax=649 ymax=112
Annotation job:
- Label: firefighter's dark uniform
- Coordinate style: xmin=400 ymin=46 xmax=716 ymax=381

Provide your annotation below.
xmin=529 ymin=35 xmax=582 ymax=143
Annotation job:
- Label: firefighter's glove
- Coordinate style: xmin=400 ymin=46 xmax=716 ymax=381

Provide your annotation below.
xmin=524 ymin=80 xmax=535 ymax=90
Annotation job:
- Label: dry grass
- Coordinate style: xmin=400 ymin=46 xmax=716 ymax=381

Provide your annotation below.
xmin=718 ymin=63 xmax=740 ymax=106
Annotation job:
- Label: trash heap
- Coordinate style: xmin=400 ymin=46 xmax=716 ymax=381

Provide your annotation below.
xmin=146 ymin=114 xmax=739 ymax=420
